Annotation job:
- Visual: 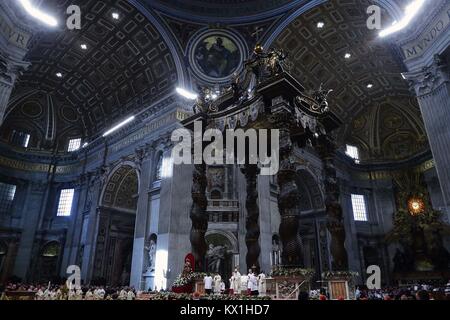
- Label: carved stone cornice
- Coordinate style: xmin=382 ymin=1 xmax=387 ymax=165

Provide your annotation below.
xmin=404 ymin=55 xmax=449 ymax=97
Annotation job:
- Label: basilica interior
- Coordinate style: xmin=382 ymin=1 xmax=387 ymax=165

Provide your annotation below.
xmin=0 ymin=0 xmax=449 ymax=294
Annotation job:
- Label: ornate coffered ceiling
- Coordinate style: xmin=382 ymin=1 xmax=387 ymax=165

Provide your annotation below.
xmin=102 ymin=164 xmax=138 ymax=211
xmin=273 ymin=0 xmax=429 ymax=162
xmin=348 ymin=97 xmax=428 ymax=161
xmin=1 ymin=88 xmax=82 ymax=150
xmin=0 ymin=0 xmax=430 ymax=163
xmin=148 ymin=0 xmax=296 ymax=21
xmin=2 ymin=0 xmax=178 ymax=148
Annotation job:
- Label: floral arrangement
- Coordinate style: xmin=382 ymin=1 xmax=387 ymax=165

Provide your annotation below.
xmin=190 ymin=272 xmax=207 ymax=280
xmin=270 ymin=267 xmax=315 ymax=279
xmin=202 ymin=295 xmax=271 ymax=301
xmin=144 ymin=292 xmax=271 ymax=301
xmin=321 ymin=271 xmax=359 ymax=280
xmin=172 ymin=275 xmax=192 ymax=288
xmin=172 ymin=272 xmax=208 ymax=288
xmin=149 ymin=292 xmax=193 ymax=300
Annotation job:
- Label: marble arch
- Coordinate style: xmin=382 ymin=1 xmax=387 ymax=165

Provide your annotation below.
xmin=295 ymin=168 xmax=325 ymax=213
xmin=205 ymin=230 xmax=239 ymax=253
xmin=100 ymin=162 xmax=140 ymax=212
xmin=94 ymin=162 xmax=140 ymax=286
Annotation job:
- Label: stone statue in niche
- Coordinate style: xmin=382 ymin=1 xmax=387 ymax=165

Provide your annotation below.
xmin=144 ymin=235 xmax=157 ymax=273
xmin=155 ymin=154 xmax=163 ymax=181
xmin=206 ymin=244 xmax=226 ymax=273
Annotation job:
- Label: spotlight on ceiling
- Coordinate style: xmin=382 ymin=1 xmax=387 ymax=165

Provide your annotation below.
xmin=102 ymin=116 xmax=135 ymax=137
xmin=401 ymin=73 xmax=407 ymax=80
xmin=112 ymin=12 xmax=120 ymax=20
xmin=379 ymin=0 xmax=426 ymax=38
xmin=18 ymin=0 xmax=58 ymax=27
xmin=367 ymin=83 xmax=374 ymax=89
xmin=82 ymin=142 xmax=89 ymax=148
xmin=344 ymin=53 xmax=352 ymax=59
xmin=176 ymin=87 xmax=198 ymax=100
xmin=56 ymin=72 xmax=63 ymax=78
xmin=80 ymin=44 xmax=88 ymax=50
xmin=317 ymin=21 xmax=325 ymax=29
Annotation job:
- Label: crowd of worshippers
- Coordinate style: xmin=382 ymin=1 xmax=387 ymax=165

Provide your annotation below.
xmin=354 ymin=284 xmax=450 ymax=301
xmin=300 ymin=283 xmax=450 ymax=301
xmin=1 ymin=283 xmax=138 ymax=300
xmin=203 ymin=268 xmax=267 ymax=296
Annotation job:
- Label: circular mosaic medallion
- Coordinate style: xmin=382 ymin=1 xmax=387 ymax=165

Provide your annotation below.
xmin=352 ymin=116 xmax=366 ymax=131
xmin=61 ymin=105 xmax=79 ymax=123
xmin=21 ymin=101 xmax=43 ymax=118
xmin=383 ymin=112 xmax=404 ymax=130
xmin=189 ymin=30 xmax=245 ymax=82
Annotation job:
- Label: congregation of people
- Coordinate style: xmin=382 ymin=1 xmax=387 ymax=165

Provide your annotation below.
xmin=2 ymin=278 xmax=449 ymax=300
xmin=302 ymin=283 xmax=450 ymax=301
xmin=1 ymin=283 xmax=138 ymax=300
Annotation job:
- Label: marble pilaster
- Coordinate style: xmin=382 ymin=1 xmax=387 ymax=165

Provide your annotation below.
xmin=130 ymin=147 xmax=154 ymax=290
xmin=405 ymin=57 xmax=450 ymax=221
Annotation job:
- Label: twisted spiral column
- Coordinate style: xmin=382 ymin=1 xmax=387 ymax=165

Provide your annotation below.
xmin=277 ymin=128 xmax=303 ymax=266
xmin=241 ymin=164 xmax=261 ymax=271
xmin=318 ymin=136 xmax=348 ymax=271
xmin=190 ymin=163 xmax=208 ymax=271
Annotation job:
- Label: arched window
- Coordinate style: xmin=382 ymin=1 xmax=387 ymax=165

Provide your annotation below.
xmin=10 ymin=130 xmax=31 ymax=148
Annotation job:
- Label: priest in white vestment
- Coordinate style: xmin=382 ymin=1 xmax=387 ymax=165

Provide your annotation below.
xmin=248 ymin=272 xmax=258 ymax=295
xmin=241 ymin=274 xmax=248 ymax=294
xmin=119 ymin=289 xmax=128 ymax=300
xmin=213 ymin=274 xmax=222 ymax=294
xmin=232 ymin=268 xmax=241 ymax=294
xmin=258 ymin=272 xmax=266 ymax=295
xmin=127 ymin=290 xmax=136 ymax=300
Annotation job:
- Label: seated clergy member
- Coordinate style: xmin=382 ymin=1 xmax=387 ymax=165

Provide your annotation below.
xmin=204 ymin=273 xmax=213 ymax=295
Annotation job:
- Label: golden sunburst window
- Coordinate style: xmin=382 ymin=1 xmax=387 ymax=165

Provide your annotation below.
xmin=408 ymin=197 xmax=425 ymax=216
